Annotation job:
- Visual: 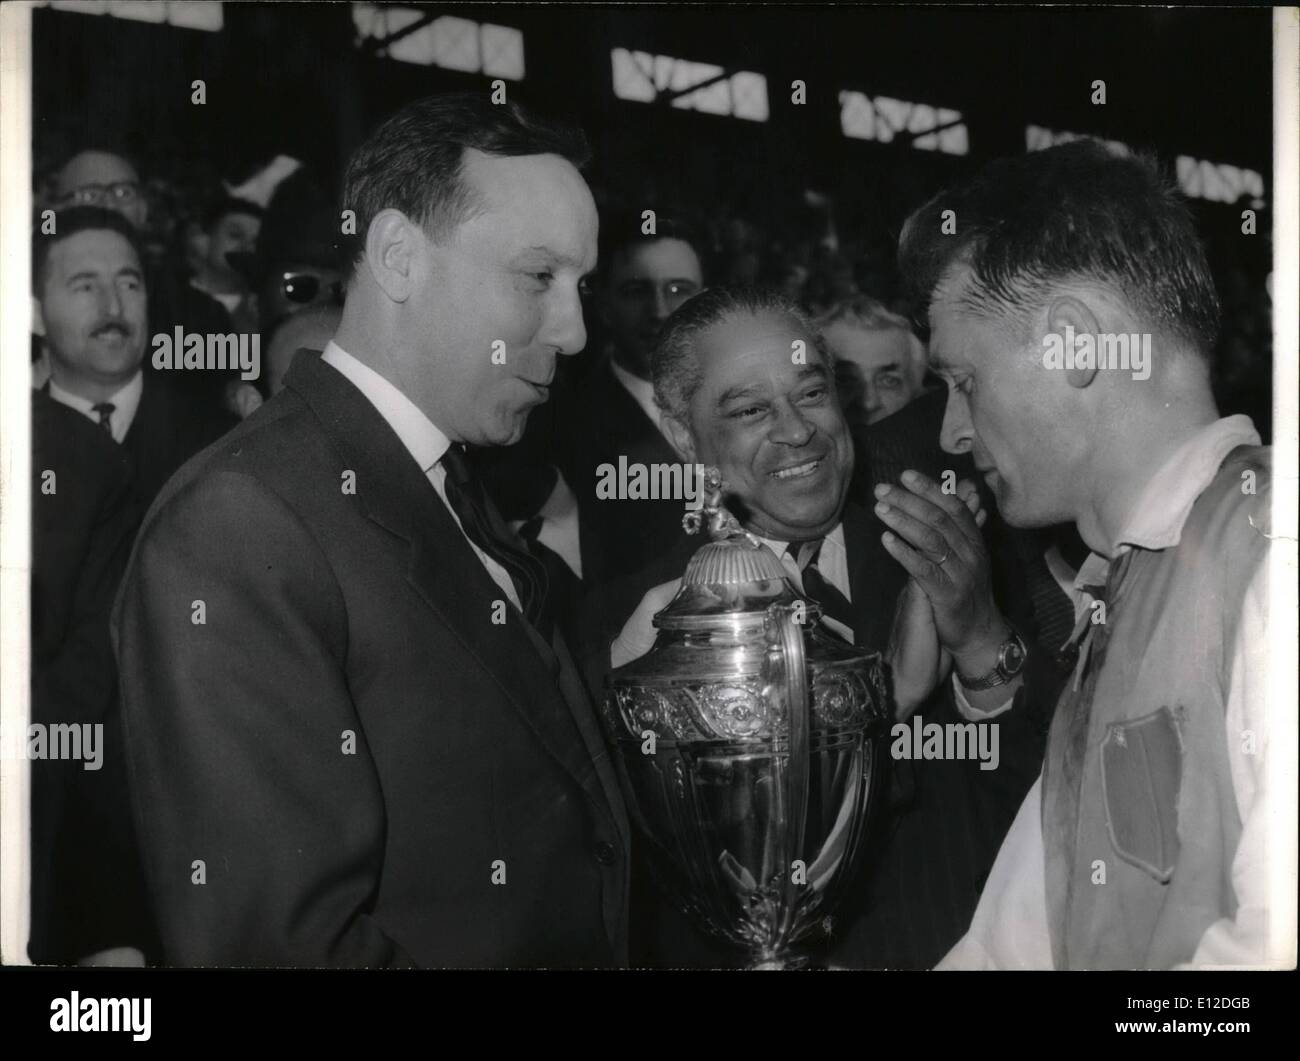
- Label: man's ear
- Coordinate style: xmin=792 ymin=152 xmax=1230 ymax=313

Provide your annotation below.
xmin=32 ymin=295 xmax=45 ymax=338
xmin=364 ymin=209 xmax=420 ymax=303
xmin=662 ymin=413 xmax=697 ymax=461
xmin=1044 ymin=294 xmax=1103 ymax=391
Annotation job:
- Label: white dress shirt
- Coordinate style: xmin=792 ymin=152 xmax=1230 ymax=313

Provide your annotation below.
xmin=940 ymin=415 xmax=1292 ymax=970
xmin=320 ymin=342 xmax=521 ymax=611
xmin=757 ymin=523 xmax=854 ymax=643
xmin=47 ymin=370 xmax=143 ymax=444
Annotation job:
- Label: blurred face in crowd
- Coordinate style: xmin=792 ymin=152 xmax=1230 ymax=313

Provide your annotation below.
xmin=665 ymin=309 xmax=854 ymax=542
xmin=37 ymin=229 xmax=148 ymax=398
xmin=601 ymin=238 xmax=703 ymax=379
xmin=824 ymin=320 xmax=927 ymax=426
xmin=931 ymin=264 xmax=1080 ymax=528
xmin=53 ymin=151 xmax=148 ymax=230
xmin=199 ymin=210 xmax=262 ymax=292
xmin=394 ymin=148 xmax=597 ymax=446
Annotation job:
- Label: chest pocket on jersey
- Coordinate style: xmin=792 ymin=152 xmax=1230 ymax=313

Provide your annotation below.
xmin=1100 ymin=705 xmax=1184 ymax=884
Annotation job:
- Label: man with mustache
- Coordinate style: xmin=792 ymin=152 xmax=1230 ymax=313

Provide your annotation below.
xmin=609 ymin=286 xmax=1049 ymax=967
xmin=30 ymin=205 xmax=236 ymax=966
xmin=113 ymin=94 xmax=629 ymax=967
xmin=35 ymin=207 xmax=235 ymax=510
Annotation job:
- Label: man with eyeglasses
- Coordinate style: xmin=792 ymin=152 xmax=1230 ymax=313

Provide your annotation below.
xmin=51 ymin=150 xmax=147 ymax=230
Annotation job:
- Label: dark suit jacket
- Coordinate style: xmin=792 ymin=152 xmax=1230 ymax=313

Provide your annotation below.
xmin=149 ymin=281 xmax=258 ymax=411
xmin=30 ymin=392 xmax=155 ymax=963
xmin=560 ymin=360 xmax=688 ymax=583
xmin=112 ymin=351 xmax=630 ymax=968
xmin=120 ymin=372 xmax=237 ymax=510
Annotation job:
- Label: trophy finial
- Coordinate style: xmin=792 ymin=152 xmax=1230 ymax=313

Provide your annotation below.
xmin=682 ymin=466 xmax=763 ymax=547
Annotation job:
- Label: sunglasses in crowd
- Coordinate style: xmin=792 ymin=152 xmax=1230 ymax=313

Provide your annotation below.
xmin=278 ymin=271 xmax=344 ymax=306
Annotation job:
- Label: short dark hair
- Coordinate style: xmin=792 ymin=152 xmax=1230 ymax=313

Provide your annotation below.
xmin=598 ymin=207 xmax=708 ymax=283
xmin=32 ymin=205 xmax=143 ymax=293
xmin=341 ymin=92 xmax=590 ymax=269
xmin=898 ymin=140 xmax=1221 ymax=356
xmin=201 ymin=196 xmax=264 ymax=233
xmin=652 ymin=286 xmax=829 ymax=422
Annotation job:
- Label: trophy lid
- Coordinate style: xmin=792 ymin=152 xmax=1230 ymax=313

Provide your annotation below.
xmin=653 ymin=468 xmax=814 ymax=629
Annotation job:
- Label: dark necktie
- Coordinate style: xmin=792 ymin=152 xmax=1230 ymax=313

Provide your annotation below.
xmin=787 ymin=540 xmax=856 ymax=635
xmin=440 ymin=445 xmax=550 ymax=637
xmin=91 ymin=401 xmax=115 ymax=438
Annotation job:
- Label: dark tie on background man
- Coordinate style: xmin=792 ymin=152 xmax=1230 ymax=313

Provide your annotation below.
xmin=440 ymin=444 xmax=551 ymax=637
xmin=92 ymin=402 xmax=115 ymax=438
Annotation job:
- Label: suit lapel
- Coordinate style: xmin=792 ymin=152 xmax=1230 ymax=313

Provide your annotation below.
xmin=284 ymin=352 xmax=625 ymax=838
xmin=593 ymin=361 xmax=679 ymax=467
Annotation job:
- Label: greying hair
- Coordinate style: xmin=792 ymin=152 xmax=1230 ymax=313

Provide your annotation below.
xmin=651 ymin=286 xmax=830 ymax=423
xmin=814 ymin=293 xmax=928 ymax=379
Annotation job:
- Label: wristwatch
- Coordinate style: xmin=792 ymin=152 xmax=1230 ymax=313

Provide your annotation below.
xmin=956 ymin=629 xmax=1028 ymax=691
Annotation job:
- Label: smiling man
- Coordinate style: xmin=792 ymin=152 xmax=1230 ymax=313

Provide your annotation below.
xmin=604 ymin=286 xmax=1047 ymax=968
xmin=901 ymin=141 xmax=1292 ymax=970
xmin=113 ymin=94 xmax=629 ymax=967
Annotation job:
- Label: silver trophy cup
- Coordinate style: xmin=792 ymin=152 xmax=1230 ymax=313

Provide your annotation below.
xmin=605 ymin=470 xmax=890 ymax=968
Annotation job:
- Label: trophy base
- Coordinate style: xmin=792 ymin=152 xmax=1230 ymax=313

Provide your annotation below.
xmin=751 ymin=955 xmax=810 ymax=971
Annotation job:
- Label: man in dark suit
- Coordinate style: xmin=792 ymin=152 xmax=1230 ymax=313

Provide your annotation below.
xmin=34 ymin=206 xmax=236 ymax=513
xmin=604 ymin=286 xmax=1052 ymax=968
xmin=112 ymin=94 xmax=628 ymax=967
xmin=29 ymin=205 xmax=237 ymax=965
xmin=29 ymin=392 xmax=155 ymax=966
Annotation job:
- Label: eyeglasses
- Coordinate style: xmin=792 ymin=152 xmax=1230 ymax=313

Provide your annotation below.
xmin=56 ymin=181 xmax=141 ymax=208
xmin=279 ymin=272 xmax=343 ymax=305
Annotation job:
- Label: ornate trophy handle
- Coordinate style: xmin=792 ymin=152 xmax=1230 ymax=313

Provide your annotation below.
xmin=767 ymin=602 xmax=810 ymax=959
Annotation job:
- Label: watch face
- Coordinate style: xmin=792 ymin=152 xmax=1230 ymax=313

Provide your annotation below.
xmin=1000 ymin=637 xmax=1026 ymax=676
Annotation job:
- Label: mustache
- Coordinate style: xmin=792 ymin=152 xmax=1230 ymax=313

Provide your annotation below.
xmin=88 ymin=319 xmax=134 ymax=338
